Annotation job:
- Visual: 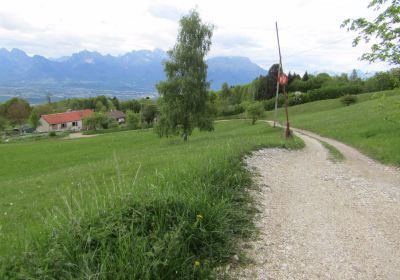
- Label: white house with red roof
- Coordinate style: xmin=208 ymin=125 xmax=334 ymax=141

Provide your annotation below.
xmin=37 ymin=109 xmax=93 ymax=132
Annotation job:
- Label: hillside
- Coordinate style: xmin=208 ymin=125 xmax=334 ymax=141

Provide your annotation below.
xmin=265 ymin=89 xmax=400 ymax=166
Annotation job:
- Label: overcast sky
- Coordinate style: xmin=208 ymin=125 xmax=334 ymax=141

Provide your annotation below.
xmin=0 ymin=0 xmax=391 ymax=74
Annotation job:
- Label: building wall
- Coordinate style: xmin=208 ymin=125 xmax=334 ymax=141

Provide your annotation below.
xmin=36 ymin=118 xmax=84 ymax=132
xmin=36 ymin=118 xmax=51 ymax=133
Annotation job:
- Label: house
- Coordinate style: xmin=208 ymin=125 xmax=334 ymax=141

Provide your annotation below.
xmin=36 ymin=109 xmax=93 ymax=132
xmin=107 ymin=110 xmax=126 ymax=124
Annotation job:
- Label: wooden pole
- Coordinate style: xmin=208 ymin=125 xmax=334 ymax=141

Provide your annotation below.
xmin=275 ymin=22 xmax=291 ymax=138
xmin=273 ymin=63 xmax=281 ymax=127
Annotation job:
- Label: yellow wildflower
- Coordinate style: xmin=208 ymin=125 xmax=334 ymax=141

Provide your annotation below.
xmin=196 ymin=214 xmax=203 ymax=220
xmin=194 ymin=260 xmax=201 ymax=267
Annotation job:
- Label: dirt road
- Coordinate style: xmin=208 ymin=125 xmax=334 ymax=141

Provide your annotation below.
xmin=230 ymin=127 xmax=400 ymax=279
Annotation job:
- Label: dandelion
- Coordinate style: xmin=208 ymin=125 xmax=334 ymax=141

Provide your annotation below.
xmin=196 ymin=214 xmax=203 ymax=220
xmin=194 ymin=260 xmax=200 ymax=267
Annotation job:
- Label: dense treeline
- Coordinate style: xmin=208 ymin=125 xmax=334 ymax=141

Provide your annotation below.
xmin=0 ymin=95 xmax=158 ymax=134
xmin=211 ymin=65 xmax=400 ymax=116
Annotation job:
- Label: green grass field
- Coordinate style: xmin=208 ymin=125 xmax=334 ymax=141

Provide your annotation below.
xmin=0 ymin=120 xmax=303 ymax=279
xmin=266 ymin=89 xmax=400 ymax=166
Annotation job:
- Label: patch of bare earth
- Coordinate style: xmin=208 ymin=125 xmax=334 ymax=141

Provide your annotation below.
xmin=65 ymin=132 xmax=97 ymax=139
xmin=229 ymin=128 xmax=400 ymax=279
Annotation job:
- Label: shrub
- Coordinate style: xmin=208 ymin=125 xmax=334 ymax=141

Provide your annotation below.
xmin=341 ymin=94 xmax=358 ymax=106
xmin=48 ymin=131 xmax=56 ymax=137
xmin=126 ymin=110 xmax=141 ymax=129
xmin=263 ymin=95 xmax=284 ymax=111
xmin=83 ymin=112 xmax=109 ymax=130
xmin=108 ymin=119 xmax=119 ymax=129
xmin=246 ymin=102 xmax=265 ymax=125
xmin=307 ymin=84 xmax=363 ymax=102
xmin=218 ymin=104 xmax=245 ymax=116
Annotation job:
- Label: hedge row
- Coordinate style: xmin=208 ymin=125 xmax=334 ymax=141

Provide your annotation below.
xmin=263 ymin=84 xmax=364 ymax=110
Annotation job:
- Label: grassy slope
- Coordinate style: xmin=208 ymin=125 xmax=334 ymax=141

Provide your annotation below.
xmin=265 ymin=89 xmax=400 ymax=166
xmin=0 ymin=120 xmax=303 ymax=279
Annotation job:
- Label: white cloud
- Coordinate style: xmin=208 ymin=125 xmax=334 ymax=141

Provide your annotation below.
xmin=0 ymin=0 xmax=392 ymax=73
xmin=148 ymin=3 xmax=184 ymax=21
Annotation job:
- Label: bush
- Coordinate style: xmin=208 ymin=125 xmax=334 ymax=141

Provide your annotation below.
xmin=126 ymin=110 xmax=141 ymax=129
xmin=340 ymin=94 xmax=358 ymax=106
xmin=48 ymin=131 xmax=56 ymax=137
xmin=246 ymin=102 xmax=265 ymax=125
xmin=263 ymin=95 xmax=284 ymax=111
xmin=218 ymin=104 xmax=245 ymax=116
xmin=83 ymin=112 xmax=109 ymax=130
xmin=307 ymin=84 xmax=363 ymax=102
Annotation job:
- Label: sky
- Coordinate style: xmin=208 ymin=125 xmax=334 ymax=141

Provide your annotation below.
xmin=0 ymin=0 xmax=392 ymax=74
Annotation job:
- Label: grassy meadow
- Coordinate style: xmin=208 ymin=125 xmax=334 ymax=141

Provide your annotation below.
xmin=0 ymin=120 xmax=303 ymax=279
xmin=266 ymin=89 xmax=400 ymax=166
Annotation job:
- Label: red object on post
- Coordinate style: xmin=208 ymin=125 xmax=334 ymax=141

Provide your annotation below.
xmin=278 ymin=73 xmax=288 ymax=85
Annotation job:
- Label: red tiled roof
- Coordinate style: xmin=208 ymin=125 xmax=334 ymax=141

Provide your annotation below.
xmin=41 ymin=109 xmax=93 ymax=125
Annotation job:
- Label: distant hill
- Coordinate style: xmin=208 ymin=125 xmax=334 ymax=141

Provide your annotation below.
xmin=0 ymin=48 xmax=266 ymax=97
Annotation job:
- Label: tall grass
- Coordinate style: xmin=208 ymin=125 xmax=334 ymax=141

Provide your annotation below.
xmin=0 ymin=121 xmax=303 ymax=279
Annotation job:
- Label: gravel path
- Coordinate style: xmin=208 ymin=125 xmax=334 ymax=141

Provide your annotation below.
xmin=229 ymin=127 xmax=400 ymax=279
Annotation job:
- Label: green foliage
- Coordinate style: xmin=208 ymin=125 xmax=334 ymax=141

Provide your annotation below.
xmin=220 ymin=82 xmax=231 ymax=100
xmin=219 ymin=104 xmax=245 ymax=116
xmin=156 ymin=10 xmax=214 ymax=141
xmin=29 ymin=112 xmax=40 ymax=129
xmin=142 ymin=104 xmax=158 ymax=125
xmin=0 ymin=117 xmax=7 ymax=131
xmin=307 ymin=84 xmax=364 ymax=101
xmin=3 ymin=98 xmax=31 ymax=127
xmin=0 ymin=121 xmax=304 ymax=279
xmin=126 ymin=110 xmax=140 ymax=129
xmin=302 ymin=71 xmax=309 ymax=81
xmin=48 ymin=131 xmax=56 ymax=137
xmin=83 ymin=112 xmax=108 ymax=130
xmin=341 ymin=94 xmax=358 ymax=106
xmin=246 ymin=102 xmax=265 ymax=125
xmin=342 ymin=0 xmax=400 ymax=65
xmin=121 ymin=99 xmax=141 ymax=113
xmin=364 ymin=69 xmax=400 ymax=92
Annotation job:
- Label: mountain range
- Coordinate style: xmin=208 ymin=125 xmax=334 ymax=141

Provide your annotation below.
xmin=0 ymin=48 xmax=267 ymax=102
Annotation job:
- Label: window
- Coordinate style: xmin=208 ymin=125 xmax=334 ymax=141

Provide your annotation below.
xmin=51 ymin=124 xmax=57 ymax=130
xmin=72 ymin=121 xmax=78 ymax=127
xmin=61 ymin=123 xmax=67 ymax=129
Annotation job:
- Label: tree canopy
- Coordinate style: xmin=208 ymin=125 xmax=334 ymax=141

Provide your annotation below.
xmin=342 ymin=0 xmax=400 ymax=65
xmin=5 ymin=98 xmax=31 ymax=128
xmin=156 ymin=10 xmax=214 ymax=141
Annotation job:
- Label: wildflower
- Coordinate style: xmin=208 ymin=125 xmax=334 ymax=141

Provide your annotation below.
xmin=196 ymin=214 xmax=203 ymax=220
xmin=194 ymin=260 xmax=201 ymax=267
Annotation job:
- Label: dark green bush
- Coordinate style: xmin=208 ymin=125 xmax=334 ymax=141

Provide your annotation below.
xmin=307 ymin=84 xmax=363 ymax=102
xmin=48 ymin=131 xmax=56 ymax=137
xmin=219 ymin=104 xmax=245 ymax=116
xmin=340 ymin=94 xmax=358 ymax=106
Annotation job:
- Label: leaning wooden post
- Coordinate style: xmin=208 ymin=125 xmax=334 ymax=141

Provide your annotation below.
xmin=275 ymin=21 xmax=291 ymax=138
xmin=273 ymin=63 xmax=281 ymax=128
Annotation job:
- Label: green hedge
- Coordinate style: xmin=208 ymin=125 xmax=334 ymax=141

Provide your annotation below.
xmin=263 ymin=84 xmax=364 ymax=110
